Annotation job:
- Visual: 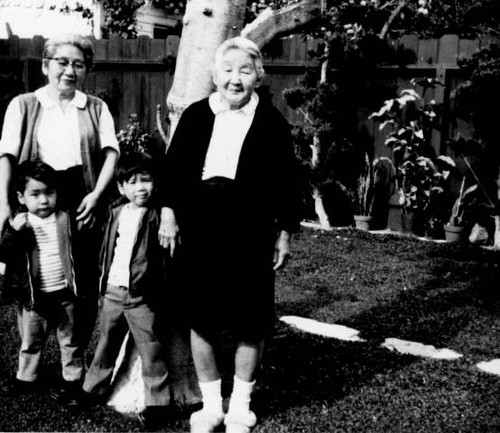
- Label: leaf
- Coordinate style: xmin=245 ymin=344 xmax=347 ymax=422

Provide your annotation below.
xmin=436 ymin=155 xmax=456 ymax=168
xmin=379 ymin=120 xmax=394 ymax=131
xmin=400 ymin=89 xmax=421 ymax=99
xmin=370 ymin=99 xmax=395 ymax=118
xmin=463 ymin=184 xmax=478 ymax=197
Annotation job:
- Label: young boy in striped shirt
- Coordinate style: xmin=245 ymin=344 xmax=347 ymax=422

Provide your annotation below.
xmin=0 ymin=160 xmax=83 ymax=398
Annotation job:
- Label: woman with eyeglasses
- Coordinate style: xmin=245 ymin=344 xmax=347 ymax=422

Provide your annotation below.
xmin=0 ymin=34 xmax=119 ymax=402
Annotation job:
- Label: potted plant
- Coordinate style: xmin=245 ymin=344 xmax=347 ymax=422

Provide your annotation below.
xmin=370 ymin=78 xmax=455 ymax=235
xmin=444 ymin=176 xmax=478 ymax=242
xmin=337 ymin=153 xmax=395 ymax=231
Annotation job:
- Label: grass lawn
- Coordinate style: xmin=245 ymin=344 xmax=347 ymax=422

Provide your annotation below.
xmin=1 ymin=227 xmax=500 ymax=432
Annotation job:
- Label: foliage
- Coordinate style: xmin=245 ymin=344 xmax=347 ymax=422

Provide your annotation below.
xmin=152 ymin=0 xmax=185 ymax=15
xmin=101 ymin=0 xmax=145 ymax=39
xmin=453 ymin=43 xmax=500 ymax=143
xmin=55 ymin=1 xmax=94 ymax=20
xmin=448 ymin=44 xmax=500 ymax=215
xmin=116 ymin=113 xmax=160 ymax=157
xmin=94 ymin=0 xmax=500 ymax=42
xmin=370 ymin=79 xmax=456 ymax=226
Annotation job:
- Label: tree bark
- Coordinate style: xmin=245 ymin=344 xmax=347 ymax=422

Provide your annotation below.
xmin=311 ymin=133 xmax=332 ymax=229
xmin=311 ymin=43 xmax=332 ymax=229
xmin=241 ymin=0 xmax=321 ymax=48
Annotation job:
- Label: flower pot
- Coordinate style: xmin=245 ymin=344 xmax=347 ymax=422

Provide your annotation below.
xmin=444 ymin=224 xmax=464 ymax=242
xmin=354 ymin=215 xmax=373 ymax=231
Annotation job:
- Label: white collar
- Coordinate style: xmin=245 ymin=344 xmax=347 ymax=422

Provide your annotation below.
xmin=27 ymin=212 xmax=56 ymax=225
xmin=35 ymin=85 xmax=87 ymax=109
xmin=209 ymin=92 xmax=259 ymax=115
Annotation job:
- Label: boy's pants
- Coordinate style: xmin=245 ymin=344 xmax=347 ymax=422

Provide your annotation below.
xmin=83 ymin=285 xmax=170 ymax=406
xmin=17 ymin=288 xmax=84 ymax=382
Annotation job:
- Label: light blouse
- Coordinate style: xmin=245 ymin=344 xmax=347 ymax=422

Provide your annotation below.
xmin=0 ymin=86 xmax=119 ymax=171
xmin=201 ymin=92 xmax=259 ymax=181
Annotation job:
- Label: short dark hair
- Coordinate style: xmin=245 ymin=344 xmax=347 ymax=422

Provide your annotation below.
xmin=116 ymin=152 xmax=156 ymax=184
xmin=15 ymin=160 xmax=57 ymax=193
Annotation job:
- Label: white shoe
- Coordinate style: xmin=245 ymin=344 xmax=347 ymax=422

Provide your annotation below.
xmin=224 ymin=410 xmax=257 ymax=433
xmin=190 ymin=409 xmax=225 ymax=433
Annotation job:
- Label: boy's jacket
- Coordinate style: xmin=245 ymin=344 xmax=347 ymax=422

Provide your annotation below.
xmin=99 ymin=203 xmax=169 ymax=304
xmin=0 ymin=210 xmax=77 ymax=310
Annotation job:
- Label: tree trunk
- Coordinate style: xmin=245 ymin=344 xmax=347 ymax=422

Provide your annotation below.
xmin=311 ymin=133 xmax=331 ymax=229
xmin=310 ymin=45 xmax=332 ymax=229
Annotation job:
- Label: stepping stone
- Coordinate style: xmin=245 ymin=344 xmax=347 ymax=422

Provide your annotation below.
xmin=280 ymin=316 xmax=365 ymax=342
xmin=381 ymin=338 xmax=462 ymax=359
xmin=477 ymin=359 xmax=500 ymax=376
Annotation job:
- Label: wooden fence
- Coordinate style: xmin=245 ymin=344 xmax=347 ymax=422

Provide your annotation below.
xmin=0 ymin=34 xmax=498 ymax=158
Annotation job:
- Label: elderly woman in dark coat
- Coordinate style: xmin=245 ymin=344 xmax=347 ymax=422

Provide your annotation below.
xmin=159 ymin=36 xmax=300 ymax=433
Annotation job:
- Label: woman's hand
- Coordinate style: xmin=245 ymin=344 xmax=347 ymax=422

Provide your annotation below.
xmin=76 ymin=191 xmax=99 ymax=229
xmin=273 ymin=230 xmax=291 ymax=271
xmin=159 ymin=207 xmax=179 ymax=257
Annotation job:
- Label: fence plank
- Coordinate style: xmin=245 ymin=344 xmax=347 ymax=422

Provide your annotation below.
xmin=458 ymin=39 xmax=479 ymax=60
xmin=417 ymin=38 xmax=439 ymax=65
xmin=438 ymin=34 xmax=460 ymax=65
xmin=399 ymin=35 xmax=419 ymax=64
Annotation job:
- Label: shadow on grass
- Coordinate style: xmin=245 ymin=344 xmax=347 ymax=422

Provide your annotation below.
xmin=256 ymin=229 xmax=500 ymax=430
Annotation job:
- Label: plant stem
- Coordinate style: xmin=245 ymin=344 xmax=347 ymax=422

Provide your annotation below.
xmin=462 ymin=156 xmax=495 ymax=207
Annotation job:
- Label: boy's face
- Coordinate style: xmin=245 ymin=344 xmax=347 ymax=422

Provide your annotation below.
xmin=118 ymin=172 xmax=154 ymax=209
xmin=17 ymin=177 xmax=57 ymax=218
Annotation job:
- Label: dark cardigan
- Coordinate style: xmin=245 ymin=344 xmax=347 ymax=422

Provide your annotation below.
xmin=161 ymin=96 xmax=301 ymax=235
xmin=160 ymin=96 xmax=301 ymax=339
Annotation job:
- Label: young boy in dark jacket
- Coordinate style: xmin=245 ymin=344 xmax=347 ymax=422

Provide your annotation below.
xmin=82 ymin=152 xmax=170 ymax=428
xmin=0 ymin=160 xmax=84 ymax=397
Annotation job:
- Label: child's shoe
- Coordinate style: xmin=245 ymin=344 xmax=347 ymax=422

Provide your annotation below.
xmin=136 ymin=406 xmax=165 ymax=431
xmin=189 ymin=408 xmax=225 ymax=433
xmin=1 ymin=377 xmax=38 ymax=395
xmin=224 ymin=410 xmax=257 ymax=433
xmin=50 ymin=379 xmax=82 ymax=406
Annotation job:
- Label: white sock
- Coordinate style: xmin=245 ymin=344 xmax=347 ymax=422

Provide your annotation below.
xmin=228 ymin=376 xmax=255 ymax=414
xmin=199 ymin=379 xmax=223 ymax=414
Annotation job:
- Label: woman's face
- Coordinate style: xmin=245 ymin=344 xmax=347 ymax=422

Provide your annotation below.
xmin=42 ymin=44 xmax=87 ymax=97
xmin=213 ymin=48 xmax=260 ymax=110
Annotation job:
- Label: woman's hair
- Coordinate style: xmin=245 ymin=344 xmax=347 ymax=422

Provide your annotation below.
xmin=43 ymin=34 xmax=94 ymax=69
xmin=213 ymin=36 xmax=265 ymax=80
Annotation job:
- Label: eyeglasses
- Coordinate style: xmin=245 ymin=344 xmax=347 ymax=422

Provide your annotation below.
xmin=47 ymin=57 xmax=87 ymax=72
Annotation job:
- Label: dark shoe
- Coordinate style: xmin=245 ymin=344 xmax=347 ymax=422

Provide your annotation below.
xmin=77 ymin=390 xmax=107 ymax=408
xmin=1 ymin=377 xmax=38 ymax=395
xmin=50 ymin=380 xmax=83 ymax=407
xmin=136 ymin=406 xmax=166 ymax=431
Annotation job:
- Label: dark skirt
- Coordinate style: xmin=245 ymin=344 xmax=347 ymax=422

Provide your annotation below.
xmin=54 ymin=166 xmax=103 ymax=347
xmin=180 ymin=177 xmax=276 ymax=342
